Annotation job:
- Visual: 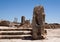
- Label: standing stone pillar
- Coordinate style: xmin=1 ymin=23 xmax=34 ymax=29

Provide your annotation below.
xmin=32 ymin=6 xmax=46 ymax=39
xmin=21 ymin=16 xmax=25 ymax=25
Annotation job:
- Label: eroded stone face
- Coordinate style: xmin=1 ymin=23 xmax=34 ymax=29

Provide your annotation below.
xmin=32 ymin=6 xmax=46 ymax=39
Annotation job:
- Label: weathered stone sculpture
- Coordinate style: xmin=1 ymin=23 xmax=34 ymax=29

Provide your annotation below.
xmin=32 ymin=6 xmax=46 ymax=39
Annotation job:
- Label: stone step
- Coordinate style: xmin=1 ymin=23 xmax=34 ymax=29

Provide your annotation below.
xmin=0 ymin=35 xmax=32 ymax=39
xmin=0 ymin=27 xmax=32 ymax=29
xmin=0 ymin=32 xmax=32 ymax=35
xmin=0 ymin=29 xmax=32 ymax=31
xmin=0 ymin=31 xmax=32 ymax=39
xmin=0 ymin=31 xmax=31 ymax=33
xmin=0 ymin=27 xmax=32 ymax=39
xmin=0 ymin=35 xmax=31 ymax=37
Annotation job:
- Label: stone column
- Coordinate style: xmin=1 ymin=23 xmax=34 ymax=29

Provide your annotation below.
xmin=21 ymin=16 xmax=25 ymax=25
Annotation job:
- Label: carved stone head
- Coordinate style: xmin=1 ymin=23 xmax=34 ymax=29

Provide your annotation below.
xmin=34 ymin=6 xmax=44 ymax=16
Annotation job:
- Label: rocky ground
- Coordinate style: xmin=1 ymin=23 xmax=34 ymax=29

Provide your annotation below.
xmin=0 ymin=27 xmax=60 ymax=42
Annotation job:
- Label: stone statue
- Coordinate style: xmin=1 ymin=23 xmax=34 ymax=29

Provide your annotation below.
xmin=32 ymin=6 xmax=47 ymax=39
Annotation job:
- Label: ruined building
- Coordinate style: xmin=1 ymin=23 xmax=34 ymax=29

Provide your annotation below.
xmin=20 ymin=16 xmax=31 ymax=28
xmin=32 ymin=6 xmax=47 ymax=39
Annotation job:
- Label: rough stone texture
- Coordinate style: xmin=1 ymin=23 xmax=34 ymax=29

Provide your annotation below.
xmin=20 ymin=16 xmax=31 ymax=28
xmin=45 ymin=23 xmax=60 ymax=29
xmin=20 ymin=20 xmax=31 ymax=28
xmin=32 ymin=6 xmax=46 ymax=39
xmin=21 ymin=16 xmax=25 ymax=25
xmin=45 ymin=23 xmax=58 ymax=29
xmin=0 ymin=20 xmax=10 ymax=27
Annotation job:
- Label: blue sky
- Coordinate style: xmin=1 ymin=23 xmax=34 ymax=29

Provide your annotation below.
xmin=0 ymin=0 xmax=60 ymax=23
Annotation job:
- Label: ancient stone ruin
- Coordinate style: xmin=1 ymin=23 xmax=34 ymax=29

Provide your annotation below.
xmin=21 ymin=16 xmax=26 ymax=25
xmin=0 ymin=20 xmax=10 ymax=27
xmin=20 ymin=16 xmax=31 ymax=28
xmin=0 ymin=5 xmax=60 ymax=39
xmin=32 ymin=6 xmax=47 ymax=39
